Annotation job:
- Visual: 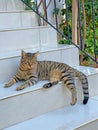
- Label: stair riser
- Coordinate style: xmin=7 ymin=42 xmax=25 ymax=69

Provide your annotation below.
xmin=76 ymin=73 xmax=98 ymax=99
xmin=75 ymin=119 xmax=98 ymax=130
xmin=0 ymin=72 xmax=98 ymax=129
xmin=0 ymin=47 xmax=79 ymax=83
xmin=0 ymin=11 xmax=38 ymax=30
xmin=0 ymin=0 xmax=24 ymax=11
xmin=0 ymin=84 xmax=71 ymax=129
xmin=3 ymin=98 xmax=98 ymax=130
xmin=0 ymin=26 xmax=57 ymax=53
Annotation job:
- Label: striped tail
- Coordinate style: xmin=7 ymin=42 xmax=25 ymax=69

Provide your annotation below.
xmin=75 ymin=70 xmax=89 ymax=104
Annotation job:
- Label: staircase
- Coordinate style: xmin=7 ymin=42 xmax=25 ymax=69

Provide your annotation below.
xmin=0 ymin=0 xmax=98 ymax=129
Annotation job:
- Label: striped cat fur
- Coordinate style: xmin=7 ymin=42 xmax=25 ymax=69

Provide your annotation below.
xmin=4 ymin=50 xmax=89 ymax=105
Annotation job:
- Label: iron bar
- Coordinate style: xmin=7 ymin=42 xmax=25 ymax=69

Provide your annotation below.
xmin=35 ymin=0 xmax=38 ymax=12
xmin=44 ymin=0 xmax=48 ymax=21
xmin=53 ymin=0 xmax=58 ymax=30
xmin=65 ymin=0 xmax=70 ymax=40
xmin=78 ymin=0 xmax=83 ymax=50
xmin=21 ymin=0 xmax=98 ymax=64
xmin=35 ymin=0 xmax=41 ymax=26
xmin=46 ymin=0 xmax=52 ymax=9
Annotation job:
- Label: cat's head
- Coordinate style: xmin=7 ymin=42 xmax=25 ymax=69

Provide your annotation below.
xmin=20 ymin=50 xmax=38 ymax=70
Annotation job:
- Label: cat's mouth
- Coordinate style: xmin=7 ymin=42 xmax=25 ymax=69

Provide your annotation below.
xmin=28 ymin=62 xmax=32 ymax=67
xmin=28 ymin=62 xmax=35 ymax=69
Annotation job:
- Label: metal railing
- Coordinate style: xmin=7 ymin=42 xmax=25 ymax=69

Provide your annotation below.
xmin=21 ymin=0 xmax=98 ymax=65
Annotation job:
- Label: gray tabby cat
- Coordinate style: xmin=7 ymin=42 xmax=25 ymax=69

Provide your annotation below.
xmin=4 ymin=50 xmax=89 ymax=105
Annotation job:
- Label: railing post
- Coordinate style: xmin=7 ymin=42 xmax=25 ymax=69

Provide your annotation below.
xmin=72 ymin=0 xmax=78 ymax=44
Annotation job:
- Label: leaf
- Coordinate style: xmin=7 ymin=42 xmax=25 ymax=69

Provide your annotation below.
xmin=53 ymin=8 xmax=60 ymax=15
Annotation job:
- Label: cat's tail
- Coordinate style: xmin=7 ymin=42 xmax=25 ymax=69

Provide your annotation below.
xmin=75 ymin=70 xmax=89 ymax=104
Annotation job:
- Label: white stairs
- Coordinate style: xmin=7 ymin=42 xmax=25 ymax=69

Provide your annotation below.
xmin=0 ymin=0 xmax=98 ymax=129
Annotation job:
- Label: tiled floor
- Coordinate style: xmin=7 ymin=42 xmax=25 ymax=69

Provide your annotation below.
xmin=4 ymin=96 xmax=98 ymax=130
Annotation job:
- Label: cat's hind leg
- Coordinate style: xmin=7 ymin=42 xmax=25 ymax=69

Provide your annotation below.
xmin=43 ymin=81 xmax=59 ymax=88
xmin=43 ymin=69 xmax=61 ymax=88
xmin=61 ymin=71 xmax=77 ymax=105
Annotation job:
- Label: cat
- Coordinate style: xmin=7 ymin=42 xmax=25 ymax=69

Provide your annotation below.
xmin=4 ymin=50 xmax=89 ymax=105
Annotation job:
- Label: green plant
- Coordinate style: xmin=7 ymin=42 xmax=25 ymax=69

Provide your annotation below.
xmin=53 ymin=0 xmax=72 ymax=45
xmin=24 ymin=0 xmax=36 ymax=10
xmin=53 ymin=0 xmax=98 ymax=66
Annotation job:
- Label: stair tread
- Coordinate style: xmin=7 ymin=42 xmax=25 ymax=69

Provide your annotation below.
xmin=0 ymin=44 xmax=75 ymax=60
xmin=0 ymin=81 xmax=49 ymax=100
xmin=74 ymin=66 xmax=98 ymax=76
xmin=0 ymin=10 xmax=38 ymax=30
xmin=0 ymin=66 xmax=98 ymax=100
xmin=1 ymin=66 xmax=98 ymax=129
xmin=0 ymin=10 xmax=35 ymax=13
xmin=0 ymin=24 xmax=55 ymax=32
xmin=4 ymin=96 xmax=98 ymax=130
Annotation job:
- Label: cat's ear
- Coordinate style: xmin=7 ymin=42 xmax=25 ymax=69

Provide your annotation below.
xmin=21 ymin=50 xmax=26 ymax=58
xmin=33 ymin=51 xmax=39 ymax=58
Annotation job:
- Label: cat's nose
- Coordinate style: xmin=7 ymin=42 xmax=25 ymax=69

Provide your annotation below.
xmin=28 ymin=62 xmax=32 ymax=67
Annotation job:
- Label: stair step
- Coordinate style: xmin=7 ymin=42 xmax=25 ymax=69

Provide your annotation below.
xmin=0 ymin=45 xmax=79 ymax=83
xmin=0 ymin=11 xmax=38 ymax=30
xmin=75 ymin=66 xmax=98 ymax=97
xmin=0 ymin=66 xmax=98 ymax=129
xmin=4 ymin=96 xmax=98 ymax=130
xmin=0 ymin=26 xmax=57 ymax=53
xmin=0 ymin=0 xmax=24 ymax=11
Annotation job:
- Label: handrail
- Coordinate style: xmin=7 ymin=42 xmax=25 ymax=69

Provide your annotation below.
xmin=21 ymin=0 xmax=98 ymax=64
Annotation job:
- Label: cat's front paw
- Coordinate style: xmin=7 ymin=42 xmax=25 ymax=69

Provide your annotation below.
xmin=4 ymin=79 xmax=16 ymax=88
xmin=4 ymin=83 xmax=11 ymax=88
xmin=16 ymin=85 xmax=26 ymax=91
